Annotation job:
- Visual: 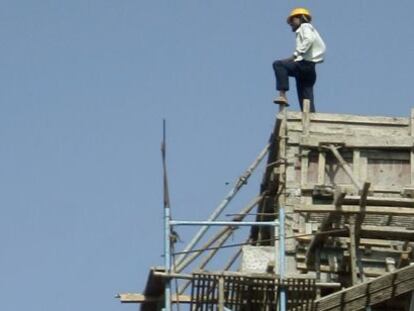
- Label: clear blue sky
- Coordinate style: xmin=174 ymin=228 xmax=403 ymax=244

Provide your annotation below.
xmin=1 ymin=1 xmax=413 ymax=310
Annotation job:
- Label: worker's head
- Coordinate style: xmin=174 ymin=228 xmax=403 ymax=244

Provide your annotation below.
xmin=287 ymin=7 xmax=312 ymax=31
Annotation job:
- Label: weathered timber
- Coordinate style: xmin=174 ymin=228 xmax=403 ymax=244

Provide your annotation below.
xmin=312 ymin=264 xmax=414 ymax=311
xmin=118 ymin=293 xmax=191 ymax=304
xmin=360 ymin=225 xmax=414 ymax=240
xmin=128 ymin=108 xmax=414 ymax=311
xmin=300 ymin=225 xmax=414 ymax=241
xmin=353 ymin=182 xmax=370 ymax=257
xmin=175 ymin=195 xmax=263 ymax=272
xmin=327 ymin=145 xmax=363 ymax=190
xmin=294 ymin=205 xmax=414 ymax=216
xmin=343 ymin=196 xmax=414 ymax=207
xmin=305 ymin=188 xmax=346 ymax=267
xmin=286 ymin=111 xmax=409 ymax=126
xmin=296 ymin=262 xmax=385 ymax=277
xmin=297 ymin=134 xmax=414 ymax=149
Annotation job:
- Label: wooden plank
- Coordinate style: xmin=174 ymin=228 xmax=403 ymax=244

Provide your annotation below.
xmin=118 ymin=293 xmax=192 ymax=304
xmin=360 ymin=155 xmax=368 ymax=188
xmin=286 ymin=111 xmax=409 ymax=126
xmin=302 ymin=99 xmax=310 ymax=136
xmin=305 ymin=188 xmax=346 ymax=267
xmin=218 ymin=277 xmax=224 ymax=311
xmin=348 ymin=216 xmax=359 ymax=285
xmin=313 ymin=264 xmax=414 ymax=311
xmin=297 ymin=235 xmax=405 ymax=248
xmin=294 ymin=204 xmax=414 ymax=216
xmin=298 ymin=134 xmax=414 ymax=149
xmin=353 ymin=149 xmax=361 ymax=185
xmin=296 ymin=262 xmax=385 ymax=277
xmin=343 ymin=196 xmax=414 ymax=207
xmin=411 ymin=150 xmax=414 ymax=185
xmin=301 ymin=183 xmax=402 ymax=194
xmin=301 ymin=150 xmax=309 ymax=189
xmin=298 ymin=225 xmax=414 ymax=246
xmin=298 ymin=225 xmax=414 ymax=240
xmin=286 ymin=123 xmax=410 ymax=139
xmin=278 ymin=106 xmax=288 ymax=253
xmin=317 ymin=151 xmax=326 ymax=185
xmin=360 ymin=225 xmax=414 ymax=240
xmin=355 ymin=182 xmax=371 ymax=246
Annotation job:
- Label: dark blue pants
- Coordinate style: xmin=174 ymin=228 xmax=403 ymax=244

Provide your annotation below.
xmin=272 ymin=60 xmax=316 ymax=112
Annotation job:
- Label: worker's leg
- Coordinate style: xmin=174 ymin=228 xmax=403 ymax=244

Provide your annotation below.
xmin=295 ymin=61 xmax=316 ymax=112
xmin=272 ymin=60 xmax=300 ymax=101
xmin=296 ymin=78 xmax=315 ymax=112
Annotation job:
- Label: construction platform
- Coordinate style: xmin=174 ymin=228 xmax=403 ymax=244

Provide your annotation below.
xmin=118 ymin=103 xmax=414 ymax=311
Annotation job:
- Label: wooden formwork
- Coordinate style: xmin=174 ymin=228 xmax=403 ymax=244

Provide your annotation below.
xmin=119 ymin=106 xmax=414 ymax=311
xmin=251 ymin=104 xmax=414 ymax=310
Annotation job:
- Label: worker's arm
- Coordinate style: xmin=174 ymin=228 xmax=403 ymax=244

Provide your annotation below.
xmin=294 ymin=24 xmax=316 ymax=58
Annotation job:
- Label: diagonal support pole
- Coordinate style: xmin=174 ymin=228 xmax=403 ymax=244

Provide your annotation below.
xmin=327 ymin=144 xmax=362 ymax=190
xmin=174 ymin=195 xmax=263 ymax=272
xmin=174 ymin=144 xmax=270 ymax=267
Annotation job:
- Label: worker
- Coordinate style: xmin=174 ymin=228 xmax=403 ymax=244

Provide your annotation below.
xmin=272 ymin=8 xmax=326 ymax=112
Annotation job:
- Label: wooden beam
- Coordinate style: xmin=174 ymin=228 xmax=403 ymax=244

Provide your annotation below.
xmin=348 ymin=216 xmax=359 ymax=285
xmin=298 ymin=134 xmax=414 ymax=149
xmin=313 ymin=264 xmax=414 ymax=311
xmin=218 ymin=277 xmax=225 ymax=311
xmin=355 ymin=182 xmax=371 ymax=247
xmin=285 ymin=111 xmax=409 ymax=126
xmin=297 ymin=235 xmax=407 ymax=249
xmin=352 ymin=149 xmax=361 ymax=185
xmin=294 ymin=204 xmax=414 ymax=216
xmin=175 ymin=195 xmax=263 ymax=272
xmin=117 ymin=293 xmax=191 ymax=304
xmin=317 ymin=150 xmax=326 ymax=185
xmin=360 ymin=225 xmax=414 ymax=240
xmin=296 ymin=262 xmax=385 ymax=277
xmin=302 ymin=183 xmax=402 ymax=194
xmin=302 ymin=99 xmax=310 ymax=136
xmin=353 ymin=183 xmax=369 ymax=282
xmin=305 ymin=188 xmax=346 ymax=267
xmin=301 ymin=225 xmax=414 ymax=240
xmin=300 ymin=150 xmax=309 ymax=189
xmin=327 ymin=144 xmax=362 ymax=190
xmin=343 ymin=196 xmax=414 ymax=207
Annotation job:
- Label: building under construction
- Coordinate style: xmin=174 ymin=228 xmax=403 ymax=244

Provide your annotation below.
xmin=118 ymin=102 xmax=414 ymax=311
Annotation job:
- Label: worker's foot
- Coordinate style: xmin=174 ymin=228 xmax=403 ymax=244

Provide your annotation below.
xmin=273 ymin=96 xmax=289 ymax=106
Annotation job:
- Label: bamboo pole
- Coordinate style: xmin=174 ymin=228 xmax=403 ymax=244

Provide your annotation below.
xmin=174 ymin=144 xmax=270 ymax=267
xmin=174 ymin=195 xmax=263 ymax=272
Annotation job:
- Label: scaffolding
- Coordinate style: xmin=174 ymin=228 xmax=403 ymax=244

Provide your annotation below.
xmin=118 ymin=103 xmax=414 ymax=311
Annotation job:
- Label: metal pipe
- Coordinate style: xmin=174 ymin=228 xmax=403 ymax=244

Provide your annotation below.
xmin=278 ymin=207 xmax=286 ymax=311
xmin=174 ymin=143 xmax=270 ymax=266
xmin=170 ymin=220 xmax=277 ymax=226
xmin=175 ymin=226 xmax=231 ymax=272
xmin=164 ymin=206 xmax=171 ymax=311
xmin=174 ymin=196 xmax=263 ymax=273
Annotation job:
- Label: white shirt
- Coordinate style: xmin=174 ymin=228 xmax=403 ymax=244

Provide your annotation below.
xmin=293 ymin=23 xmax=326 ymax=63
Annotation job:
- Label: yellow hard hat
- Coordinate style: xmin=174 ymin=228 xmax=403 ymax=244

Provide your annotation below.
xmin=287 ymin=7 xmax=312 ymax=23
